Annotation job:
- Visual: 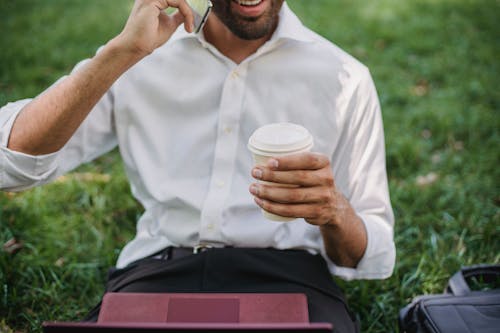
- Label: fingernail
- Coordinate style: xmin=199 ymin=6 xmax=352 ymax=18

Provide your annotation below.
xmin=252 ymin=168 xmax=263 ymax=179
xmin=254 ymin=197 xmax=263 ymax=206
xmin=267 ymin=158 xmax=279 ymax=169
xmin=249 ymin=184 xmax=259 ymax=195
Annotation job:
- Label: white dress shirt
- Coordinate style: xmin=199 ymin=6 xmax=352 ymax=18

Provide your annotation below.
xmin=0 ymin=3 xmax=395 ymax=280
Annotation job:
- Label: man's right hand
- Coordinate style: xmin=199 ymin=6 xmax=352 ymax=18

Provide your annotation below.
xmin=115 ymin=0 xmax=195 ymax=57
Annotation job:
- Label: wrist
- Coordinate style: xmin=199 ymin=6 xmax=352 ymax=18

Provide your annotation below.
xmin=320 ymin=190 xmax=347 ymax=229
xmin=107 ymin=34 xmax=150 ymax=64
xmin=85 ymin=37 xmax=146 ymax=88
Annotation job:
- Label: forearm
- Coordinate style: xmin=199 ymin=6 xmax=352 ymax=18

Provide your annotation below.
xmin=7 ymin=0 xmax=195 ymax=156
xmin=320 ymin=191 xmax=367 ymax=268
xmin=7 ymin=38 xmax=143 ymax=155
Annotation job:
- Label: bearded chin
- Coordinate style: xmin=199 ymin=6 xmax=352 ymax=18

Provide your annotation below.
xmin=211 ymin=1 xmax=280 ymax=40
xmin=227 ymin=16 xmax=277 ymax=40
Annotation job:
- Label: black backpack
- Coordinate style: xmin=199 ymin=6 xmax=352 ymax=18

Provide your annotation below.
xmin=399 ymin=264 xmax=500 ymax=333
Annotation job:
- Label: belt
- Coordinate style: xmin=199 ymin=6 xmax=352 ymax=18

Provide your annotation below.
xmin=150 ymin=245 xmax=225 ymax=261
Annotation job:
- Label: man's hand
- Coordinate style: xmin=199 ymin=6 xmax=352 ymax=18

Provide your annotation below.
xmin=249 ymin=152 xmax=367 ymax=267
xmin=249 ymin=152 xmax=339 ymax=226
xmin=116 ymin=0 xmax=195 ymax=57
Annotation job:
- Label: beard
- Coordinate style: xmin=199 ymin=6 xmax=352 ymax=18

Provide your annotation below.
xmin=211 ymin=0 xmax=285 ymax=40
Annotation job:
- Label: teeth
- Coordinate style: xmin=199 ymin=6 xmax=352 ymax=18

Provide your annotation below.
xmin=236 ymin=0 xmax=263 ymax=6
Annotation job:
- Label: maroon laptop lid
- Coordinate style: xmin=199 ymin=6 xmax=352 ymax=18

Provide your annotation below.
xmin=43 ymin=293 xmax=333 ymax=332
xmin=98 ymin=293 xmax=309 ymax=323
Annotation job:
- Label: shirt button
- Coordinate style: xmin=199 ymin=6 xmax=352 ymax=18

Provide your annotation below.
xmin=216 ymin=180 xmax=225 ymax=188
xmin=206 ymin=223 xmax=215 ymax=231
xmin=231 ymin=70 xmax=239 ymax=79
xmin=224 ymin=126 xmax=232 ymax=134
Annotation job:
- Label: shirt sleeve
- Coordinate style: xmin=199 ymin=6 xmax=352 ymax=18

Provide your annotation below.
xmin=321 ymin=66 xmax=396 ymax=280
xmin=0 ymin=58 xmax=118 ymax=192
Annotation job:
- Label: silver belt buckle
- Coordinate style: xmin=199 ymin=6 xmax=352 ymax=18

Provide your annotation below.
xmin=193 ymin=244 xmax=213 ymax=254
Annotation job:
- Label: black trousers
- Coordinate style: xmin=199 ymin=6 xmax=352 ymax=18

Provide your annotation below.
xmin=84 ymin=248 xmax=359 ymax=333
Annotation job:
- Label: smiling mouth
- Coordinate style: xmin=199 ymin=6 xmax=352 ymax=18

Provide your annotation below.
xmin=233 ymin=0 xmax=264 ymax=6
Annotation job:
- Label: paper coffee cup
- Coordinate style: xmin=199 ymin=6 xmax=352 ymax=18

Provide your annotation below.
xmin=248 ymin=123 xmax=314 ymax=222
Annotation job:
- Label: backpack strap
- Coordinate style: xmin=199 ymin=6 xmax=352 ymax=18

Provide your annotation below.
xmin=447 ymin=264 xmax=500 ymax=296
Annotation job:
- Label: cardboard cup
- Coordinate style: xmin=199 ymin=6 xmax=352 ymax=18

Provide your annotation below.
xmin=248 ymin=123 xmax=314 ymax=222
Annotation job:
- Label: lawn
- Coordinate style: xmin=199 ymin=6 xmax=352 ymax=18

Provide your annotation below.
xmin=1 ymin=0 xmax=499 ymax=332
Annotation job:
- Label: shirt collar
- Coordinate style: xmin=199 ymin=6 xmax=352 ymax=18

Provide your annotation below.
xmin=270 ymin=2 xmax=316 ymax=44
xmin=169 ymin=2 xmax=315 ymax=46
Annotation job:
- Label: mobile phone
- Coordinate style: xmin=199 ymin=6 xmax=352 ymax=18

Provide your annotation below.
xmin=186 ymin=0 xmax=213 ymax=33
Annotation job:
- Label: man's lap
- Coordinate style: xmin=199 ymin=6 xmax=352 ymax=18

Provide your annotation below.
xmin=84 ymin=248 xmax=359 ymax=333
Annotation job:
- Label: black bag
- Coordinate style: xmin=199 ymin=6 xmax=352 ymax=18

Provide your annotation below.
xmin=399 ymin=264 xmax=500 ymax=333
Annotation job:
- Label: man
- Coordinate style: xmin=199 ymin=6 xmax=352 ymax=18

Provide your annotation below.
xmin=0 ymin=0 xmax=395 ymax=332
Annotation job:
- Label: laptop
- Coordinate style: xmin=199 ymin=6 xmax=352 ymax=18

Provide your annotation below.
xmin=43 ymin=292 xmax=333 ymax=332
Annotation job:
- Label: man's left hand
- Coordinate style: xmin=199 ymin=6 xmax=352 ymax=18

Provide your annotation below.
xmin=249 ymin=152 xmax=340 ymax=227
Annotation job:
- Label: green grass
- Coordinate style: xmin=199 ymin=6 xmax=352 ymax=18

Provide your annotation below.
xmin=1 ymin=0 xmax=499 ymax=332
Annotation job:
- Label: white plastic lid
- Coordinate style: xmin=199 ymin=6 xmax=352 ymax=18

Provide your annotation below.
xmin=247 ymin=123 xmax=314 ymax=156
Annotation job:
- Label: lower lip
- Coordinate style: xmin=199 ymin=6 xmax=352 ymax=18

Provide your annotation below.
xmin=231 ymin=0 xmax=268 ymax=17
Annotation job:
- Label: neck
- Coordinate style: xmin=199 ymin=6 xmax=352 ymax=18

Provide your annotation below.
xmin=203 ymin=15 xmax=273 ymax=64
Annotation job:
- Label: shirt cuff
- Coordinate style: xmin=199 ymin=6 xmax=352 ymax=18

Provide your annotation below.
xmin=322 ymin=215 xmax=396 ymax=280
xmin=0 ymin=99 xmax=59 ymax=191
xmin=0 ymin=146 xmax=59 ymax=191
xmin=0 ymin=99 xmax=30 ymax=147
